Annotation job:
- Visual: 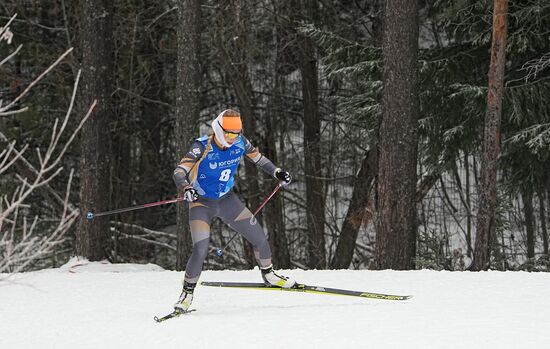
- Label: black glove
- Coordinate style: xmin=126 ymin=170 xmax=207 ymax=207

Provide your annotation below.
xmin=275 ymin=169 xmax=292 ymax=186
xmin=183 ymin=186 xmax=199 ymax=202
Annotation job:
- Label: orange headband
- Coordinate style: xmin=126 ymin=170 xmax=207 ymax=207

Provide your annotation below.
xmin=221 ymin=110 xmax=242 ymax=131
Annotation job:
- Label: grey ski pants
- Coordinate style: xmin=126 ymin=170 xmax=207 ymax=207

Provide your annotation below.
xmin=184 ymin=192 xmax=272 ymax=283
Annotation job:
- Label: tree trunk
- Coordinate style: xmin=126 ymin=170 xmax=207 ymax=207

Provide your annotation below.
xmin=175 ymin=0 xmax=202 ymax=271
xmin=216 ymin=0 xmax=262 ymax=268
xmin=264 ymin=65 xmax=291 ymax=268
xmin=140 ymin=78 xmax=164 ymax=223
xmin=331 ymin=0 xmax=383 ymax=270
xmin=374 ymin=0 xmax=419 ymax=270
xmin=538 ymin=187 xmax=548 ymax=256
xmin=472 ymin=0 xmax=509 ymax=271
xmin=522 ymin=188 xmax=536 ymax=259
xmin=75 ymin=0 xmax=114 ymax=261
xmin=136 ymin=22 xmax=167 ymax=262
xmin=451 ymin=157 xmax=474 ymax=257
xmin=464 ymin=152 xmax=473 ymax=257
xmin=300 ymin=0 xmax=326 ymax=269
xmin=263 ymin=129 xmax=290 ymax=268
xmin=331 ymin=149 xmax=377 ymax=269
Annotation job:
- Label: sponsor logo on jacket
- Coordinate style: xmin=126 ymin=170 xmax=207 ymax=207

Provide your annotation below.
xmin=217 ymin=158 xmax=241 ymax=168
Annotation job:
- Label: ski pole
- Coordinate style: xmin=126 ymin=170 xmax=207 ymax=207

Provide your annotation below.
xmin=85 ymin=197 xmax=185 ymax=221
xmin=214 ymin=183 xmax=283 ymax=257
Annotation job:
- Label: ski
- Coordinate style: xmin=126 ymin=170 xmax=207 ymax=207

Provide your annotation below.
xmin=199 ymin=281 xmax=411 ymax=301
xmin=154 ymin=309 xmax=196 ymax=323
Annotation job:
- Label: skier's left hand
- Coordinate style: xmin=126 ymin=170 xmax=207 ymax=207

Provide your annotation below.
xmin=275 ymin=169 xmax=292 ymax=186
xmin=182 ymin=186 xmax=199 ymax=202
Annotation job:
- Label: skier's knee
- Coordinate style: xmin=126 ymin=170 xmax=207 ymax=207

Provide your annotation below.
xmin=255 ymin=236 xmax=271 ymax=258
xmin=191 ymin=239 xmax=209 ymax=261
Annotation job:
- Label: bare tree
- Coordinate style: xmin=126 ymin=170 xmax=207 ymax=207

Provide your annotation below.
xmin=472 ymin=0 xmax=509 ymax=271
xmin=331 ymin=149 xmax=377 ymax=268
xmin=75 ymin=0 xmax=115 ymax=261
xmin=1 ymin=15 xmax=93 ymax=274
xmin=539 ymin=190 xmax=548 ymax=255
xmin=330 ymin=0 xmax=384 ymax=269
xmin=175 ymin=0 xmax=202 ymax=270
xmin=522 ymin=188 xmax=536 ymax=259
xmin=264 ymin=70 xmax=291 ymax=268
xmin=299 ymin=0 xmax=326 ymax=269
xmin=374 ymin=0 xmax=419 ymax=270
xmin=215 ymin=0 xmax=262 ymax=268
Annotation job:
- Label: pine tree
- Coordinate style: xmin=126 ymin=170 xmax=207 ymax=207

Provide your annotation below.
xmin=374 ymin=0 xmax=420 ymax=270
xmin=472 ymin=0 xmax=509 ymax=271
xmin=175 ymin=0 xmax=202 ymax=270
xmin=75 ymin=0 xmax=115 ymax=261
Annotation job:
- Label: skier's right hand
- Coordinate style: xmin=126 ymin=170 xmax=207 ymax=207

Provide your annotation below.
xmin=182 ymin=186 xmax=199 ymax=202
xmin=275 ymin=169 xmax=292 ymax=187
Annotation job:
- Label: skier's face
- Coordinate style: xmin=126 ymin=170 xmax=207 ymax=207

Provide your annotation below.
xmin=224 ymin=129 xmax=241 ymax=144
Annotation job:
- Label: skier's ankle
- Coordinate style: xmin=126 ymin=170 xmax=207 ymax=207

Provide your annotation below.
xmin=183 ymin=281 xmax=196 ymax=293
xmin=260 ymin=264 xmax=273 ymax=274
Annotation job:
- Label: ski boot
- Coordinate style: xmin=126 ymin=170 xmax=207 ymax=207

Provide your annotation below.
xmin=174 ymin=281 xmax=195 ymax=312
xmin=261 ymin=265 xmax=296 ymax=288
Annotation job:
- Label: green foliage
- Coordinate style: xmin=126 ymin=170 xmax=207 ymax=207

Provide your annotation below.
xmin=300 ymin=23 xmax=382 ymax=150
xmin=416 ymin=229 xmax=467 ymax=271
xmin=303 ymin=0 xmax=550 ymax=269
xmin=499 ymin=0 xmax=550 ymax=192
xmin=3 ymin=0 xmax=550 ymax=270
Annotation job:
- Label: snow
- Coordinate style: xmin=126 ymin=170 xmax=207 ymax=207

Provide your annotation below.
xmin=1 ymin=259 xmax=549 ymax=349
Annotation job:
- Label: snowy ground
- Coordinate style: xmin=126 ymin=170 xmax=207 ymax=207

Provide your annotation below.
xmin=1 ymin=259 xmax=549 ymax=349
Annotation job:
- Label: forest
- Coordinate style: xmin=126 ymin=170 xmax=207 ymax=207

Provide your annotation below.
xmin=1 ymin=0 xmax=549 ymax=274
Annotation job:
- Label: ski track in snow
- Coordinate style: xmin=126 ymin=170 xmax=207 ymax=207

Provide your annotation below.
xmin=1 ymin=259 xmax=549 ymax=349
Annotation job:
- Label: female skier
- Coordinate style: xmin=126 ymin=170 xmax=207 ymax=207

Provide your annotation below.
xmin=172 ymin=109 xmax=295 ymax=312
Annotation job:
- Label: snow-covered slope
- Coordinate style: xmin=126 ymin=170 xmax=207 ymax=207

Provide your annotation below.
xmin=1 ymin=259 xmax=548 ymax=349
